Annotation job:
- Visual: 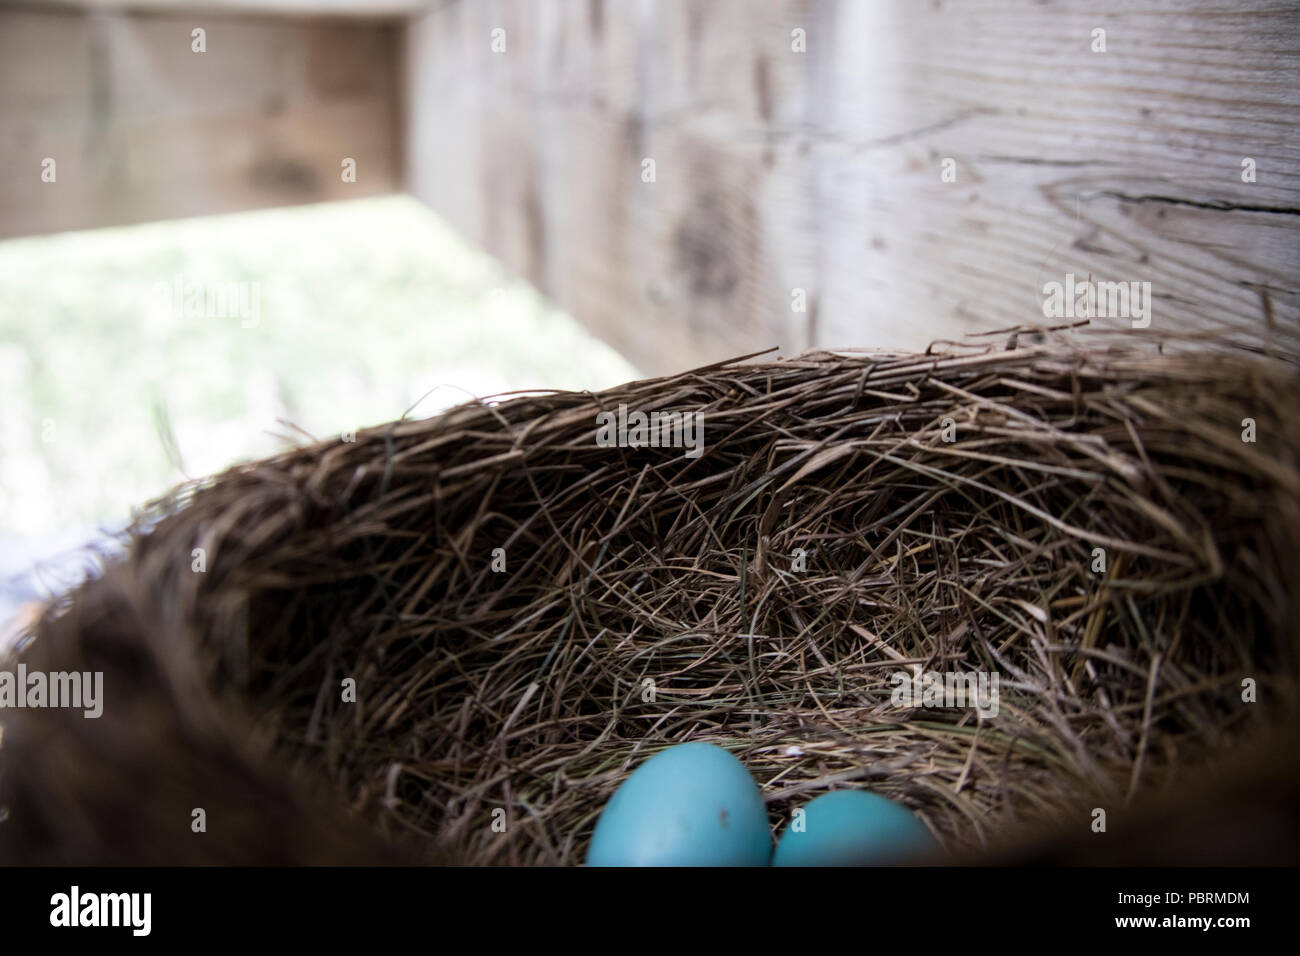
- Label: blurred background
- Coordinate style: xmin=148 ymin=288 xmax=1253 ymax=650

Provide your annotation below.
xmin=1 ymin=0 xmax=1297 ymax=631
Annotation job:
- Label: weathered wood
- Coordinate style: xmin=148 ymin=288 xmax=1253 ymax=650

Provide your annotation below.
xmin=7 ymin=1 xmax=422 ymax=16
xmin=0 ymin=7 xmax=401 ymax=238
xmin=406 ymin=0 xmax=1300 ymax=373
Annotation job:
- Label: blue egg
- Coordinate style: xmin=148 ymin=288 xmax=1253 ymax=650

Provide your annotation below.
xmin=773 ymin=790 xmax=937 ymax=866
xmin=587 ymin=742 xmax=772 ymax=866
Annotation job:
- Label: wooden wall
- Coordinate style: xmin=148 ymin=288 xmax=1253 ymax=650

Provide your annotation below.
xmin=405 ymin=0 xmax=1300 ymax=373
xmin=4 ymin=1 xmax=1295 ymax=370
xmin=0 ymin=5 xmax=401 ymax=239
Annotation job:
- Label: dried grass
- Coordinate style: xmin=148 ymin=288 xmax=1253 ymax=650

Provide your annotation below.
xmin=4 ymin=338 xmax=1299 ymax=864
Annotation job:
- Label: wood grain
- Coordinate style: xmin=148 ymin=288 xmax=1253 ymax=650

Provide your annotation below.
xmin=0 ymin=7 xmax=401 ymax=239
xmin=405 ymin=0 xmax=1300 ymax=372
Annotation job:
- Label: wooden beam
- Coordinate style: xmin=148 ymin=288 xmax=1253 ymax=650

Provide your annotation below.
xmin=0 ymin=7 xmax=401 ymax=238
xmin=4 ymin=1 xmax=422 ymax=15
xmin=405 ymin=0 xmax=1300 ymax=373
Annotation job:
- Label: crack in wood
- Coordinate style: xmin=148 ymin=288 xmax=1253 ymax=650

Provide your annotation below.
xmin=976 ymin=156 xmax=1122 ymax=168
xmin=1098 ymin=192 xmax=1300 ymax=217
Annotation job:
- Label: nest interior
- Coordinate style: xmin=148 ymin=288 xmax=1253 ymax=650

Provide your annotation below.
xmin=3 ymin=341 xmax=1300 ymax=865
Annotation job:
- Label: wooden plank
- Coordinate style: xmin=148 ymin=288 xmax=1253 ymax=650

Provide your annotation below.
xmin=0 ymin=7 xmax=401 ymax=238
xmin=405 ymin=0 xmax=1300 ymax=373
xmin=6 ymin=1 xmax=421 ymax=15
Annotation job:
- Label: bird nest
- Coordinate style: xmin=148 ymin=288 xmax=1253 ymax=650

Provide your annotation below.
xmin=2 ymin=341 xmax=1298 ymax=864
